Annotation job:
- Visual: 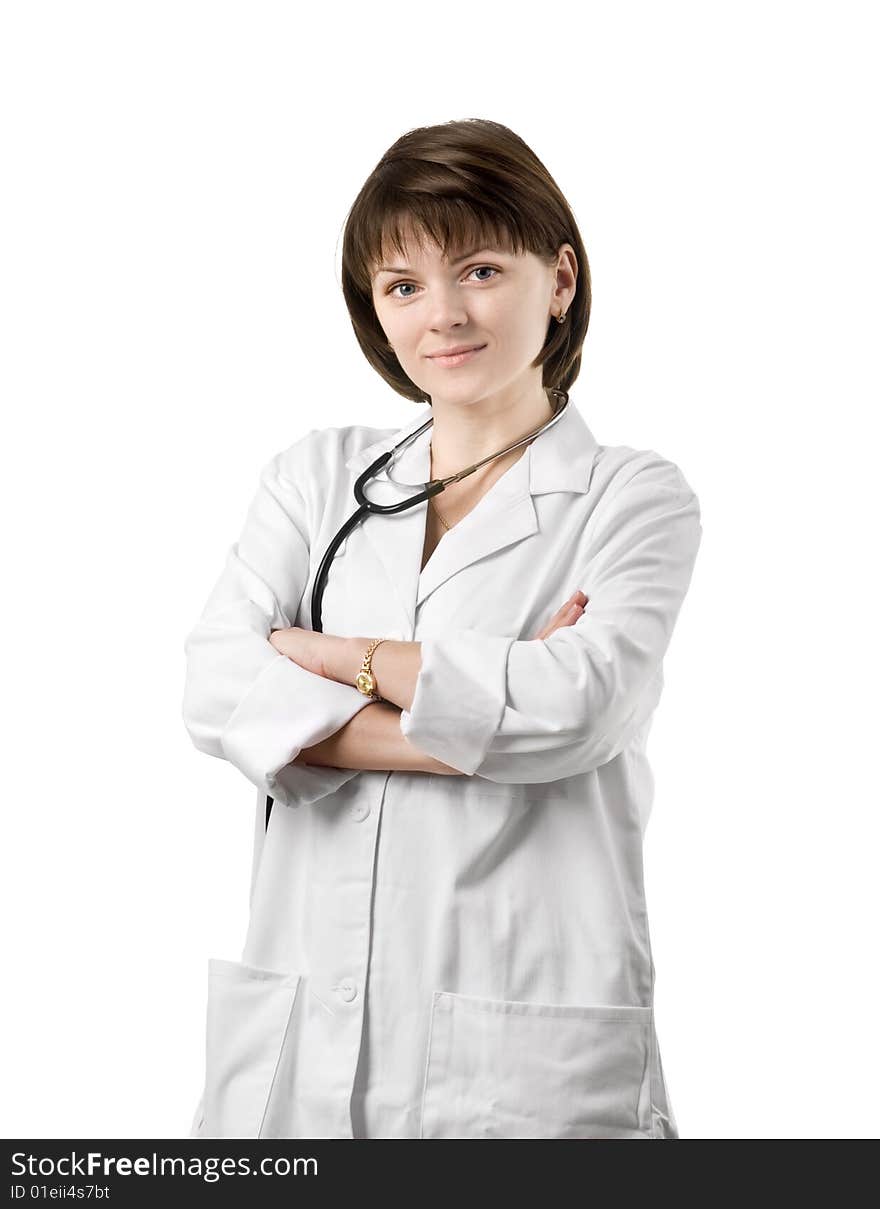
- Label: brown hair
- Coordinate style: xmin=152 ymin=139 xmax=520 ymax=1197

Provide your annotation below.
xmin=340 ymin=118 xmax=592 ymax=405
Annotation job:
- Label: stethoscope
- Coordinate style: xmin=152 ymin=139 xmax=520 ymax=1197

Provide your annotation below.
xmin=264 ymin=386 xmax=570 ymax=830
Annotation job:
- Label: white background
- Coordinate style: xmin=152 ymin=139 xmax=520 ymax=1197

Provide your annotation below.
xmin=2 ymin=1 xmax=877 ymax=1140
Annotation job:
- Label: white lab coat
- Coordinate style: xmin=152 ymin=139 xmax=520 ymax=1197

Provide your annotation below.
xmin=182 ymin=394 xmax=702 ymax=1140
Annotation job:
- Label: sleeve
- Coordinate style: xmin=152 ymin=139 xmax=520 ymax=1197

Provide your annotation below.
xmin=398 ymin=461 xmax=702 ymax=783
xmin=181 ymin=437 xmax=373 ymax=809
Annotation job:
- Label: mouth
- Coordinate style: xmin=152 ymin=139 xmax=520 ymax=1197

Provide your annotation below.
xmin=425 ymin=343 xmax=487 ymax=367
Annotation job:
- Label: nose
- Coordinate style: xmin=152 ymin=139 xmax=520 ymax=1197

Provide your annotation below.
xmin=426 ymin=284 xmax=471 ymax=331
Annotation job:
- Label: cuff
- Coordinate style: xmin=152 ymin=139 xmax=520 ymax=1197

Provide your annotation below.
xmin=220 ymin=654 xmax=372 ymax=797
xmin=399 ymin=629 xmax=512 ymax=774
xmin=269 ymin=762 xmax=363 ymax=810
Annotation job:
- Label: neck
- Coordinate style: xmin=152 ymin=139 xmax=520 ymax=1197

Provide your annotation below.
xmin=428 ymin=386 xmax=558 ymax=478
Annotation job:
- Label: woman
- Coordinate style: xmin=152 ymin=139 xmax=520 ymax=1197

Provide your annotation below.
xmin=182 ymin=119 xmax=702 ymax=1140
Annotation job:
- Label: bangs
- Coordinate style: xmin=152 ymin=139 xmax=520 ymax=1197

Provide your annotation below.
xmin=353 ymin=196 xmax=536 ymax=290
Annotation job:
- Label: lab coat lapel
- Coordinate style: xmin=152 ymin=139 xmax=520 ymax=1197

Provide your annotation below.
xmin=343 ymin=398 xmax=599 ymax=628
xmin=343 ymin=407 xmax=433 ymax=635
xmin=417 ymin=399 xmax=599 ymax=606
xmin=415 ymin=460 xmax=536 ymax=607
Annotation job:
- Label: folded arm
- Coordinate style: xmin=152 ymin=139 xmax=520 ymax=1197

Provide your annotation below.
xmin=181 ymin=437 xmax=375 ymax=809
xmin=293 ymin=701 xmax=463 ymax=775
xmin=297 ymin=592 xmax=590 ymax=774
xmin=365 ymin=462 xmax=702 ymax=784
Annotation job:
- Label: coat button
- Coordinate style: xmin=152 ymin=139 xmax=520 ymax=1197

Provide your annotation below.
xmin=350 ymin=802 xmax=370 ymax=822
xmin=336 ymin=978 xmax=357 ymax=1002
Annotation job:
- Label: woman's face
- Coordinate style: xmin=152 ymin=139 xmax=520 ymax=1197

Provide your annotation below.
xmin=370 ymin=231 xmax=576 ymax=410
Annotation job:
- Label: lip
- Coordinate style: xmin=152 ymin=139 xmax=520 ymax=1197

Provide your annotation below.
xmin=426 ymin=343 xmax=487 ymax=367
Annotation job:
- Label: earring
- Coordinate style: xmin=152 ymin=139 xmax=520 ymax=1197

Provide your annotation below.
xmin=556 ymin=310 xmax=567 ymax=323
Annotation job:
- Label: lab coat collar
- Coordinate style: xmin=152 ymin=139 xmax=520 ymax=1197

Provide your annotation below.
xmin=344 ymin=393 xmax=599 ymax=496
xmin=342 ymin=395 xmax=600 ymax=623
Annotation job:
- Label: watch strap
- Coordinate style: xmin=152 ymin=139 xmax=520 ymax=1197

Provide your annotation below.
xmin=355 ymin=637 xmax=387 ymax=699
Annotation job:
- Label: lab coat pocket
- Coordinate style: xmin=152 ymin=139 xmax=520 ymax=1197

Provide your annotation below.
xmin=202 ymin=957 xmax=302 ymax=1138
xmin=420 ymin=990 xmax=654 ymax=1139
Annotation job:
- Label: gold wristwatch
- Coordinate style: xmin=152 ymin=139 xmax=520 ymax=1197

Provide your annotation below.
xmin=355 ymin=638 xmax=387 ymax=699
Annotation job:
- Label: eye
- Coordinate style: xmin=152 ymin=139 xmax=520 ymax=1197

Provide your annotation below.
xmin=386 ymin=265 xmax=500 ymax=299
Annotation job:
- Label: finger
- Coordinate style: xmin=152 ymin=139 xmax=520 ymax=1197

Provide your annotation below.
xmin=557 ymin=603 xmax=584 ymax=627
xmin=534 ymin=605 xmax=569 ymax=639
xmin=533 ymin=602 xmax=582 ymax=640
xmin=532 ymin=592 xmax=589 ymax=640
xmin=548 ymin=593 xmax=582 ymax=626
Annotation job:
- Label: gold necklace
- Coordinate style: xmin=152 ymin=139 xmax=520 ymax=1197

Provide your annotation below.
xmin=431 ymin=497 xmax=453 ymax=531
xmin=428 ymin=441 xmax=453 ymax=530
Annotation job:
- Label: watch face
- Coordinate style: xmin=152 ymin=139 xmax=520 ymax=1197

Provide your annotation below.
xmin=356 ymin=671 xmax=375 ymax=696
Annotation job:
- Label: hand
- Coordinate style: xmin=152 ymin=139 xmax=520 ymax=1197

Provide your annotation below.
xmin=531 ymin=589 xmax=588 ymax=640
xmin=268 ymin=626 xmax=333 ymax=678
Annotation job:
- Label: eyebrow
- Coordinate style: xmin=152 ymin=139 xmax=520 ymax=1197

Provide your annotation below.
xmin=374 ymin=246 xmax=493 ymax=276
